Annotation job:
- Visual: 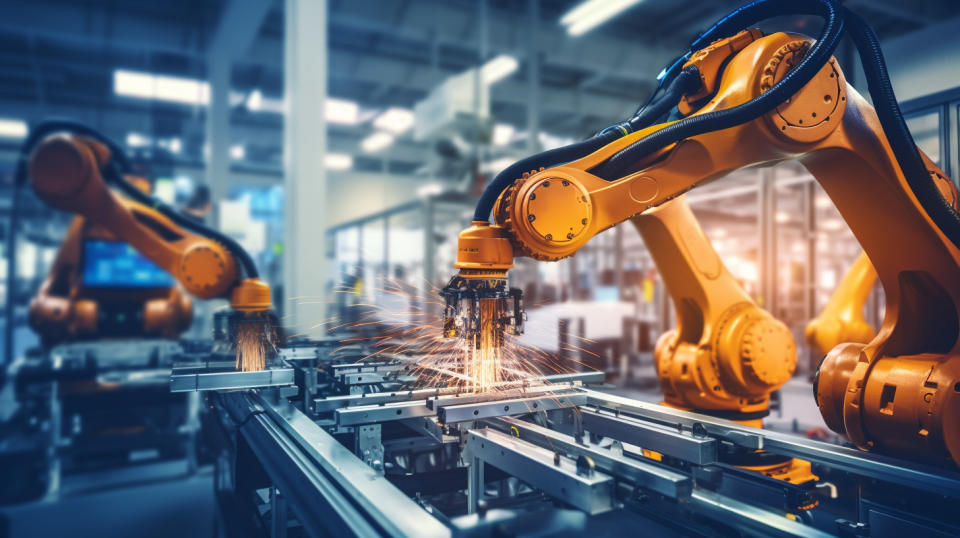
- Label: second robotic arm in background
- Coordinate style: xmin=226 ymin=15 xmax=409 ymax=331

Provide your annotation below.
xmin=26 ymin=132 xmax=274 ymax=369
xmin=805 ymin=252 xmax=877 ymax=359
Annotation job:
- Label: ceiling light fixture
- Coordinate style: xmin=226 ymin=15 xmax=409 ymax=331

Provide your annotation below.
xmin=246 ymin=89 xmax=263 ymax=112
xmin=0 ymin=118 xmax=28 ymax=138
xmin=373 ymin=107 xmax=415 ymax=134
xmin=561 ymin=0 xmax=645 ymax=37
xmin=492 ymin=123 xmax=515 ymax=146
xmin=481 ymin=55 xmax=519 ymax=85
xmin=114 ymin=69 xmax=210 ymax=105
xmin=126 ymin=132 xmax=152 ymax=148
xmin=327 ymin=98 xmax=359 ymax=125
xmin=230 ymin=144 xmax=246 ymax=160
xmin=361 ymin=132 xmax=395 ymax=153
xmin=325 ymin=152 xmax=354 ymax=170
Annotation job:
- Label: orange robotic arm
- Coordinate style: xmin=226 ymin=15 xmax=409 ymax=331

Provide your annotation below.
xmin=633 ymin=197 xmax=795 ymax=421
xmin=452 ymin=24 xmax=960 ymax=466
xmin=804 ymin=252 xmax=877 ymax=358
xmin=28 ymin=214 xmax=194 ymax=344
xmin=27 ymin=133 xmax=270 ymax=312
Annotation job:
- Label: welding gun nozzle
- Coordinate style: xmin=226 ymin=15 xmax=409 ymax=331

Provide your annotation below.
xmin=440 ymin=272 xmax=525 ymax=340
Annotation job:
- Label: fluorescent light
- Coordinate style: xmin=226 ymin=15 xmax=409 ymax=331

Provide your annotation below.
xmin=325 ymin=152 xmax=353 ymax=170
xmin=775 ymin=210 xmax=790 ymax=223
xmin=159 ymin=137 xmax=182 ymax=154
xmin=481 ymin=55 xmax=519 ymax=85
xmin=230 ymin=144 xmax=246 ymax=160
xmin=153 ymin=179 xmax=176 ymax=204
xmin=417 ymin=183 xmax=444 ymax=197
xmin=114 ymin=70 xmax=155 ymax=99
xmin=361 ymin=132 xmax=395 ymax=153
xmin=0 ymin=118 xmax=28 ymax=138
xmin=114 ymin=69 xmax=210 ymax=105
xmin=562 ymin=0 xmax=645 ymax=37
xmin=327 ymin=98 xmax=359 ymax=125
xmin=483 ymin=157 xmax=516 ymax=174
xmin=126 ymin=132 xmax=151 ymax=148
xmin=246 ymin=89 xmax=263 ymax=111
xmin=538 ymin=132 xmax=576 ymax=150
xmin=373 ymin=107 xmax=415 ymax=134
xmin=492 ymin=123 xmax=515 ymax=146
xmin=815 ymin=193 xmax=832 ymax=209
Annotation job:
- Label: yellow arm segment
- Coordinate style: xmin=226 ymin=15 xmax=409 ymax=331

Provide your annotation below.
xmin=804 ymin=252 xmax=877 ymax=358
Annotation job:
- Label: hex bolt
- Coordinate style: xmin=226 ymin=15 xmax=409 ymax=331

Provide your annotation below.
xmin=566 ymin=233 xmax=574 ymax=239
xmin=581 ymin=218 xmax=588 ymax=225
xmin=545 ymin=234 xmax=553 ymax=241
xmin=528 ymin=214 xmax=536 ymax=222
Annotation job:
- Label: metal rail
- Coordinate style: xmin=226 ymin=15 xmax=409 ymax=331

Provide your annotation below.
xmin=222 ymin=391 xmax=451 ymax=537
xmin=584 ymin=389 xmax=960 ymax=498
xmin=465 ymin=428 xmax=615 ymax=515
xmin=488 ymin=417 xmax=692 ymax=499
xmin=170 ymin=367 xmax=295 ymax=392
xmin=438 ymin=392 xmax=586 ymax=423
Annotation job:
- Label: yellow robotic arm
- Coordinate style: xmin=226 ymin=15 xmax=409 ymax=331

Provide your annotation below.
xmin=634 ymin=197 xmax=795 ymax=422
xmin=447 ymin=15 xmax=960 ymax=467
xmin=28 ymin=133 xmax=270 ymax=310
xmin=804 ymin=252 xmax=877 ymax=358
xmin=27 ymin=132 xmax=274 ymax=370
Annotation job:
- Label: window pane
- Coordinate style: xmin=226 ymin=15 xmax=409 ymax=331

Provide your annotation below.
xmin=906 ymin=111 xmax=941 ymax=166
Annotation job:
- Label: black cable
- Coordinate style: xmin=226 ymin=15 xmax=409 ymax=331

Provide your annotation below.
xmin=101 ymin=165 xmax=260 ymax=279
xmin=841 ymin=7 xmax=960 ymax=250
xmin=627 ymin=67 xmax=702 ymax=131
xmin=235 ymin=409 xmax=268 ymax=430
xmin=593 ymin=0 xmax=844 ymax=179
xmin=10 ymin=120 xmax=260 ymax=279
xmin=472 ymin=66 xmax=701 ymax=222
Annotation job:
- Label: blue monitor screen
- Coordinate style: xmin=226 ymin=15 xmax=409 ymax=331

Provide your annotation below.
xmin=82 ymin=239 xmax=175 ymax=289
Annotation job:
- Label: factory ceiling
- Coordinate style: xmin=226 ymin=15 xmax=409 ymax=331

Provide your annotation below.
xmin=0 ymin=0 xmax=956 ymax=179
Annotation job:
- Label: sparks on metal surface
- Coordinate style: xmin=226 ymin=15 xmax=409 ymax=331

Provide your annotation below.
xmin=235 ymin=312 xmax=276 ymax=372
xmin=287 ymin=269 xmax=599 ymax=393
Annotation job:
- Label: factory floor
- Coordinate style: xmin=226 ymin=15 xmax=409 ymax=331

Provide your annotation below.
xmin=0 ymin=461 xmax=214 ymax=538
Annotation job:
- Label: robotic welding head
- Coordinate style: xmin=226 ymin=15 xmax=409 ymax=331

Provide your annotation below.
xmin=441 ymin=221 xmax=524 ymax=342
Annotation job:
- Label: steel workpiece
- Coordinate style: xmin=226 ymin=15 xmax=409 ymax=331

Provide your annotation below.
xmin=465 ymin=428 xmax=616 ymax=515
xmin=487 ymin=416 xmax=692 ymax=499
xmin=437 ymin=392 xmax=587 ymax=424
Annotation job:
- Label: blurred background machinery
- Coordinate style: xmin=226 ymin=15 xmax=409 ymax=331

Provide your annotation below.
xmin=0 ymin=0 xmax=958 ymax=537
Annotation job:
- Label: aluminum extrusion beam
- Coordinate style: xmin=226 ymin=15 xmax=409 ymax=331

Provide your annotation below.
xmin=581 ymin=409 xmax=717 ymax=465
xmin=231 ymin=392 xmax=451 ymax=537
xmin=466 ymin=428 xmax=615 ymax=515
xmin=489 ymin=417 xmax=692 ymax=500
xmin=584 ymin=390 xmax=960 ymax=498
xmin=689 ymin=489 xmax=832 ymax=538
xmin=315 ymin=387 xmax=461 ymax=414
xmin=170 ymin=367 xmax=295 ymax=392
xmin=336 ymin=399 xmax=436 ymax=426
xmin=426 ymin=385 xmax=579 ymax=410
xmin=438 ymin=393 xmax=586 ymax=424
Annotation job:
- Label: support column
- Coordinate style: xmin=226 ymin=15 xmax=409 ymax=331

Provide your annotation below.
xmin=207 ymin=59 xmax=231 ymax=224
xmin=758 ymin=168 xmax=778 ymax=314
xmin=467 ymin=457 xmax=484 ymax=514
xmin=284 ymin=0 xmax=328 ymax=331
xmin=803 ymin=181 xmax=817 ymax=375
xmin=206 ymin=0 xmax=273 ymax=226
xmin=526 ymin=0 xmax=541 ymax=153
